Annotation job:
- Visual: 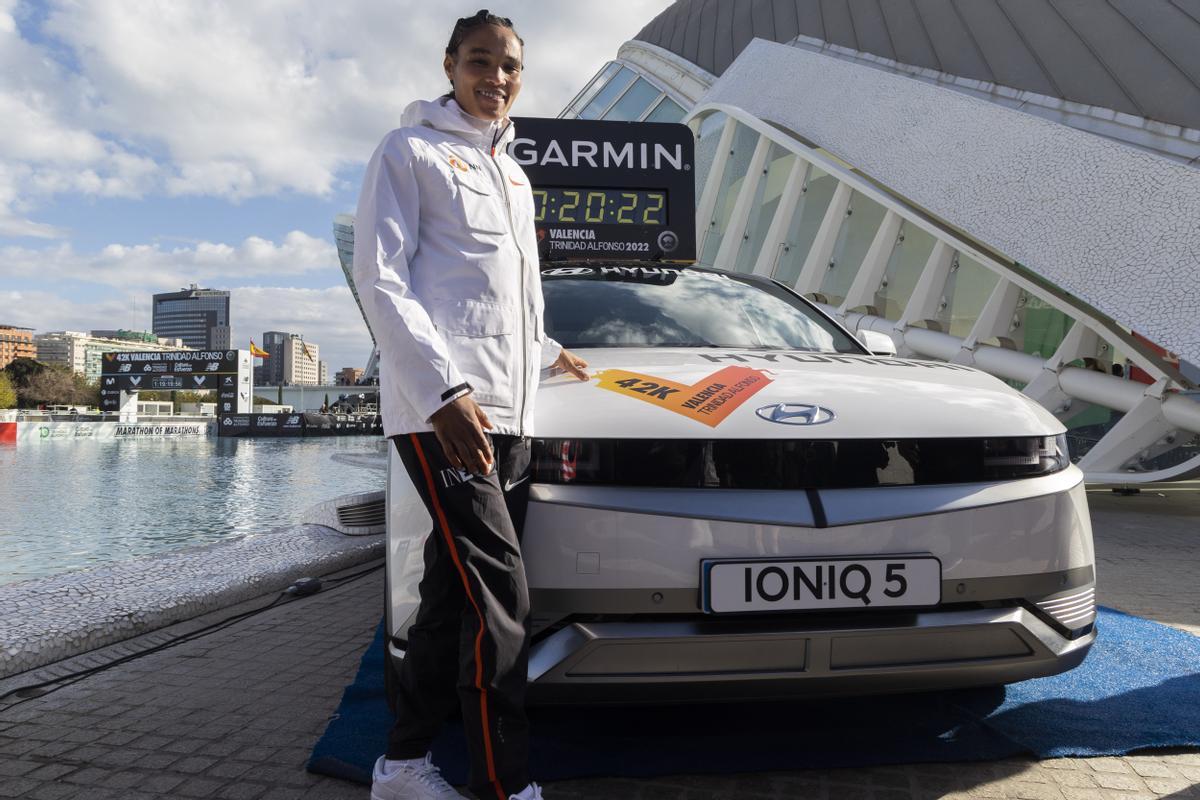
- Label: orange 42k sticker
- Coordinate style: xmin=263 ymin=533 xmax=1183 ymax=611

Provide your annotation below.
xmin=594 ymin=366 xmax=773 ymax=427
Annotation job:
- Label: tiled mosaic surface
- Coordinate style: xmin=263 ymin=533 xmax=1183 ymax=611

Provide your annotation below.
xmin=0 ymin=525 xmax=382 ymax=680
xmin=703 ymin=39 xmax=1200 ymax=364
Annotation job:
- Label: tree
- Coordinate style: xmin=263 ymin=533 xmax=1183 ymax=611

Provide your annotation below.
xmin=17 ymin=368 xmax=76 ymax=408
xmin=0 ymin=372 xmax=16 ymax=409
xmin=70 ymin=373 xmax=100 ymax=408
xmin=3 ymin=357 xmax=45 ymax=390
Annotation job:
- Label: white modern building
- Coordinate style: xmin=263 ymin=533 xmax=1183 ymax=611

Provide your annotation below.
xmin=554 ymin=0 xmax=1200 ymax=483
xmin=280 ymin=334 xmax=321 ymax=386
xmin=35 ymin=331 xmax=192 ymax=382
xmin=338 ymin=0 xmax=1200 ymax=482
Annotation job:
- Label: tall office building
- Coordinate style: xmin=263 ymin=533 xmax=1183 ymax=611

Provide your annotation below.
xmin=256 ymin=331 xmax=290 ymax=385
xmin=279 ymin=334 xmax=320 ymax=385
xmin=152 ymin=285 xmax=231 ymax=350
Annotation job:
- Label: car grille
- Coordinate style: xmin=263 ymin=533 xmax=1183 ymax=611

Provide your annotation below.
xmin=336 ymin=497 xmax=386 ymax=528
xmin=531 ymin=435 xmax=1070 ymax=489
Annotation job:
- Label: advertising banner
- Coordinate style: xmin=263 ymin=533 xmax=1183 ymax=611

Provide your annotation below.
xmin=99 ymin=350 xmax=252 ymax=430
xmin=15 ymin=421 xmax=214 ymax=443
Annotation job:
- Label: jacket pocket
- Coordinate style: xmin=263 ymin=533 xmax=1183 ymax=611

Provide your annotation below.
xmin=430 ymin=300 xmax=516 ymax=407
xmin=453 ymin=172 xmax=508 ymax=235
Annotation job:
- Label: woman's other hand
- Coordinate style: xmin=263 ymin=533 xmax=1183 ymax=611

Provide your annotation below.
xmin=430 ymin=395 xmax=494 ymax=474
xmin=554 ymin=349 xmax=590 ymax=381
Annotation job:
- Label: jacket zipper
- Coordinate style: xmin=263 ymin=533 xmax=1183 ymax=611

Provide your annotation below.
xmin=488 ymin=123 xmax=529 ymax=437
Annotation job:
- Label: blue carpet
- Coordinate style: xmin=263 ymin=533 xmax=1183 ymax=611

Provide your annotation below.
xmin=307 ymin=607 xmax=1200 ymax=785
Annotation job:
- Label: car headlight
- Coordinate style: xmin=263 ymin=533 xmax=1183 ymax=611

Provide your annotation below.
xmin=531 ymin=435 xmax=1071 ymax=489
xmin=982 ymin=434 xmax=1070 ymax=479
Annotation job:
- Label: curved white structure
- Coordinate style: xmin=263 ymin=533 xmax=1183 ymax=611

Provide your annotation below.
xmin=557 ymin=8 xmax=1200 ymax=484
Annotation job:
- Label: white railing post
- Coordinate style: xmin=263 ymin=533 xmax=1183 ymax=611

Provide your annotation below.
xmin=1076 ymin=379 xmax=1175 ymax=474
xmin=714 ymin=134 xmax=772 ymax=269
xmin=895 ymin=242 xmax=954 ymax=333
xmin=752 ymin=159 xmax=809 ymax=277
xmin=840 ymin=210 xmax=901 ymax=313
xmin=1023 ymin=322 xmax=1100 ymax=413
xmin=793 ymin=181 xmax=852 ymax=294
xmin=695 ymin=116 xmax=738 ymax=262
xmin=951 ymin=279 xmax=1023 ymax=365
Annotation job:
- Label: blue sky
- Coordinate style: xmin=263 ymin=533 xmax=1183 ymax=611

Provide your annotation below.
xmin=0 ymin=0 xmax=671 ymax=372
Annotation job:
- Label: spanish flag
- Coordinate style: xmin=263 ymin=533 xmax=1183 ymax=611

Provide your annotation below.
xmin=301 ymin=340 xmax=314 ymax=362
xmin=250 ymin=339 xmax=270 ymax=358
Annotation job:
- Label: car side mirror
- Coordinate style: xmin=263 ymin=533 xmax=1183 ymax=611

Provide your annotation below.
xmin=858 ymin=330 xmax=898 ymax=356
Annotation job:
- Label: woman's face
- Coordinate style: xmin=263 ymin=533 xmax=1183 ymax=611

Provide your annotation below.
xmin=444 ymin=24 xmax=523 ymax=122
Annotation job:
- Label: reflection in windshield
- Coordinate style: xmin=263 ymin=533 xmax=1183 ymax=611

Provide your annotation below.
xmin=542 ymin=267 xmax=859 ymax=352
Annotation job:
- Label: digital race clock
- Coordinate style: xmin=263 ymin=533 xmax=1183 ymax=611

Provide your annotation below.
xmin=509 ymin=117 xmax=696 ymax=263
xmin=532 ymin=188 xmax=667 ymax=226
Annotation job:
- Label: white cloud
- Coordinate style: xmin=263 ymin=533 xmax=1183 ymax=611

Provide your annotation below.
xmin=0 ymin=0 xmax=673 ymax=227
xmin=0 ymin=230 xmax=338 ymax=288
xmin=231 ymin=285 xmax=373 ymax=370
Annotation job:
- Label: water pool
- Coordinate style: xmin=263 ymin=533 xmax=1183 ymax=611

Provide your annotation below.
xmin=0 ymin=436 xmax=386 ymax=586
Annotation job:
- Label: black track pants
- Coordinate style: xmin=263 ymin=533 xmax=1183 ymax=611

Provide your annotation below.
xmin=387 ymin=432 xmax=532 ymax=800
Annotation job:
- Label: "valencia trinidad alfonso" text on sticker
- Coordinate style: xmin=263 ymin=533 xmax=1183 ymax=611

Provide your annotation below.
xmin=594 ymin=366 xmax=773 ymax=427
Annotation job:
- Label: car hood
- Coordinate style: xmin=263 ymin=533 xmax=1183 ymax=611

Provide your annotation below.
xmin=533 ymin=347 xmax=1063 ymax=439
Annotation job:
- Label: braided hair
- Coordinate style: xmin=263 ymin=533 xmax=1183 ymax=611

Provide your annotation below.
xmin=445 ymin=9 xmax=523 ymax=57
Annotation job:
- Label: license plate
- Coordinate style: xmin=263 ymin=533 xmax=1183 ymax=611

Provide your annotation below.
xmin=702 ymin=556 xmax=941 ymax=613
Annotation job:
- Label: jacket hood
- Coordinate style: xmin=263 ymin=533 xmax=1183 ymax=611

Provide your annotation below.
xmin=400 ymin=96 xmax=516 ymax=152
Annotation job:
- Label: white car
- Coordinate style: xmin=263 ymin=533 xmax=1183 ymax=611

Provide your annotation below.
xmin=386 ymin=264 xmax=1096 ymax=703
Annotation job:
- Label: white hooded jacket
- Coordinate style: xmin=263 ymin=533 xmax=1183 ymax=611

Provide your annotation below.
xmin=353 ymin=97 xmax=561 ymax=437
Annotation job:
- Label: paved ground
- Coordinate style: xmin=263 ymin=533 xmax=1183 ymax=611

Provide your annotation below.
xmin=0 ymin=485 xmax=1197 ymax=800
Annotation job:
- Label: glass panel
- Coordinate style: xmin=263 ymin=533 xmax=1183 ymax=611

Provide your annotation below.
xmin=935 ymin=253 xmax=1000 ymax=339
xmin=1062 ymin=401 xmax=1125 ymax=463
xmin=643 ymin=96 xmax=686 ymax=123
xmin=580 ymin=67 xmax=635 ymax=119
xmin=567 ymin=62 xmax=621 ymax=116
xmin=698 ymin=123 xmax=759 ymax=265
xmin=874 ymin=222 xmax=936 ymax=321
xmin=733 ymin=145 xmax=796 ymax=273
xmin=819 ymin=191 xmax=888 ymax=306
xmin=603 ymin=77 xmax=662 ymax=122
xmin=771 ymin=166 xmax=838 ymax=286
xmin=1010 ymin=292 xmax=1074 ymax=358
xmin=1124 ymin=431 xmax=1200 ymax=473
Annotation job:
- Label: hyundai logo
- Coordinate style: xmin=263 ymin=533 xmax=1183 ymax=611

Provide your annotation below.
xmin=755 ymin=403 xmax=835 ymax=426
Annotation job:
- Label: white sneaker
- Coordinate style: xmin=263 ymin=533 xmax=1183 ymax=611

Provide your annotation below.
xmin=509 ymin=783 xmax=544 ymax=800
xmin=370 ymin=753 xmax=465 ymax=799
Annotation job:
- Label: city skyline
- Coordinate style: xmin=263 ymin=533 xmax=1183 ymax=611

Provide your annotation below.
xmin=0 ymin=0 xmax=673 ymax=373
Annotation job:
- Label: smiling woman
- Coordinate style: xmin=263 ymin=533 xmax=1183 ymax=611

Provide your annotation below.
xmin=353 ymin=10 xmax=583 ymax=800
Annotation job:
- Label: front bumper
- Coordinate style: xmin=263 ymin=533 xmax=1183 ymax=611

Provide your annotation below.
xmin=519 ymin=602 xmax=1094 ymax=704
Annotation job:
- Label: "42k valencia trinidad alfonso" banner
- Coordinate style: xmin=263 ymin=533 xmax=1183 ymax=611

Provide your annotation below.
xmin=594 ymin=366 xmax=772 ymax=427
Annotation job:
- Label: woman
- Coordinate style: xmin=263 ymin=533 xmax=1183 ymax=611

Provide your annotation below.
xmin=352 ymin=9 xmax=587 ymax=800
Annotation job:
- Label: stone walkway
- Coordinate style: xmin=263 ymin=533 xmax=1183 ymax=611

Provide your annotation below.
xmin=0 ymin=485 xmax=1197 ymax=799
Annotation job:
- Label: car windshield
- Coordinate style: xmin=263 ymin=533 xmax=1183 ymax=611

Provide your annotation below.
xmin=541 ymin=265 xmax=862 ymax=352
